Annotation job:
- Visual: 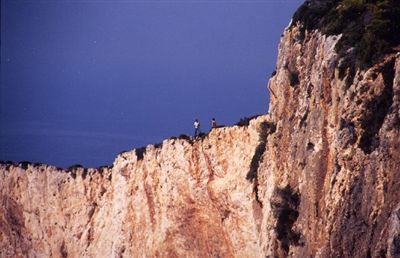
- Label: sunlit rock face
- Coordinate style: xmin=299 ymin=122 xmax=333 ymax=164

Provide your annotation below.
xmin=1 ymin=23 xmax=400 ymax=258
xmin=0 ymin=116 xmax=269 ymax=258
xmin=260 ymin=24 xmax=400 ymax=257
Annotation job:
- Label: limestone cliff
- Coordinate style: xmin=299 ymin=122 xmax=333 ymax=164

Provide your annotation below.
xmin=259 ymin=24 xmax=400 ymax=257
xmin=0 ymin=116 xmax=269 ymax=258
xmin=1 ymin=7 xmax=400 ymax=258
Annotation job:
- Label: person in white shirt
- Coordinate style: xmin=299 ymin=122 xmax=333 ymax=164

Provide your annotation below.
xmin=194 ymin=119 xmax=201 ymax=138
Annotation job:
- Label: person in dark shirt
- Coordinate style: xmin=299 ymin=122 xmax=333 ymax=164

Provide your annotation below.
xmin=211 ymin=118 xmax=217 ymax=129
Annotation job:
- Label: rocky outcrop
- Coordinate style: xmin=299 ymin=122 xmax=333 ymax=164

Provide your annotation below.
xmin=1 ymin=16 xmax=400 ymax=258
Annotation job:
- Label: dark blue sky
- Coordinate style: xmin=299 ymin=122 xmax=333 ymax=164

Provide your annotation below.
xmin=0 ymin=0 xmax=303 ymax=168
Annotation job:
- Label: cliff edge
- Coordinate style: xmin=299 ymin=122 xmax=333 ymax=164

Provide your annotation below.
xmin=1 ymin=1 xmax=400 ymax=257
xmin=1 ymin=116 xmax=270 ymax=258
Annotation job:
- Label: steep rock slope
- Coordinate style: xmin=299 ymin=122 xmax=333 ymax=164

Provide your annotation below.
xmin=0 ymin=116 xmax=268 ymax=258
xmin=259 ymin=24 xmax=400 ymax=257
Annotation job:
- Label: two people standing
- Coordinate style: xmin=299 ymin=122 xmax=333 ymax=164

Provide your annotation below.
xmin=193 ymin=118 xmax=217 ymax=138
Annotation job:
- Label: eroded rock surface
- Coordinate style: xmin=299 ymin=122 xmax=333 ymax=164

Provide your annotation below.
xmin=0 ymin=117 xmax=268 ymax=258
xmin=260 ymin=25 xmax=400 ymax=257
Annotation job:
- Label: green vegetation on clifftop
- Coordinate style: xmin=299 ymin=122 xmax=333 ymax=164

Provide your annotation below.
xmin=292 ymin=0 xmax=400 ymax=69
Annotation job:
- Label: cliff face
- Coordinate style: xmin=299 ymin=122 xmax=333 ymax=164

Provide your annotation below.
xmin=260 ymin=25 xmax=400 ymax=257
xmin=0 ymin=116 xmax=269 ymax=258
xmin=1 ymin=24 xmax=400 ymax=258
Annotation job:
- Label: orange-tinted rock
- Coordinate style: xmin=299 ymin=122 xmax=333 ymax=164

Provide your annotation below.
xmin=0 ymin=116 xmax=268 ymax=258
xmin=260 ymin=25 xmax=400 ymax=257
